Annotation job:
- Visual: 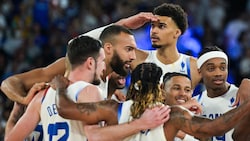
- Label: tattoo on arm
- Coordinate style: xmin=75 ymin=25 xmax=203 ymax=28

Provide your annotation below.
xmin=77 ymin=103 xmax=97 ymax=115
xmin=76 ymin=100 xmax=118 ymax=115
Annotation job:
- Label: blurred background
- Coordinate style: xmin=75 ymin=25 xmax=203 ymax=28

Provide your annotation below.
xmin=0 ymin=0 xmax=249 ymax=139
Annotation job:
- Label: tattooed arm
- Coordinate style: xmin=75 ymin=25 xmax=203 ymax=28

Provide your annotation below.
xmin=56 ymin=88 xmax=119 ymax=125
xmin=56 ymin=88 xmax=171 ymax=141
xmin=165 ymin=100 xmax=250 ymax=141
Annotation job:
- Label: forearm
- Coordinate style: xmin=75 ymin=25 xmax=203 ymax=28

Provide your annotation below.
xmin=56 ymin=87 xmax=101 ymax=123
xmin=83 ymin=12 xmax=157 ymax=41
xmin=83 ymin=24 xmax=113 ymax=40
xmin=85 ymin=119 xmax=145 ymax=141
xmin=1 ymin=77 xmax=27 ymax=104
xmin=172 ymin=101 xmax=250 ymax=138
xmin=5 ymin=103 xmax=25 ymax=135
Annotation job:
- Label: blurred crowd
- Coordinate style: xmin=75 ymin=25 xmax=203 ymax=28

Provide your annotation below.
xmin=0 ymin=0 xmax=249 ymax=139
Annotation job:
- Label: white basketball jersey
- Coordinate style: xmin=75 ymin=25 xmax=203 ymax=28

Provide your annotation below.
xmin=118 ymin=100 xmax=166 ymax=141
xmin=145 ymin=50 xmax=191 ymax=82
xmin=25 ymin=122 xmax=43 ymax=141
xmin=98 ymin=76 xmax=109 ymax=99
xmin=40 ymin=81 xmax=90 ymax=141
xmin=194 ymin=84 xmax=238 ymax=141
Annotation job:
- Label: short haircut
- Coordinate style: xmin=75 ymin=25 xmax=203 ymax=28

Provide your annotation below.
xmin=99 ymin=25 xmax=133 ymax=44
xmin=153 ymin=3 xmax=188 ymax=35
xmin=163 ymin=72 xmax=190 ymax=85
xmin=67 ymin=35 xmax=102 ymax=69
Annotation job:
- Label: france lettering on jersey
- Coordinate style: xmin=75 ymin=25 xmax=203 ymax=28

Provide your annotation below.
xmin=194 ymin=84 xmax=238 ymax=141
xmin=40 ymin=81 xmax=90 ymax=141
xmin=145 ymin=51 xmax=191 ymax=83
xmin=118 ymin=100 xmax=166 ymax=141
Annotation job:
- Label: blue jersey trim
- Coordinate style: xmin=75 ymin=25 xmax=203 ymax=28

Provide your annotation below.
xmin=186 ymin=57 xmax=191 ymax=79
xmin=117 ymin=103 xmax=123 ymax=121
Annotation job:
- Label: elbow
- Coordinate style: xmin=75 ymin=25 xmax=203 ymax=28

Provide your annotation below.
xmin=4 ymin=135 xmax=12 ymax=141
xmin=1 ymin=80 xmax=8 ymax=95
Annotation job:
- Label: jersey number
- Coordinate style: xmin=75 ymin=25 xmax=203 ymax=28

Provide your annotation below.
xmin=48 ymin=122 xmax=69 ymax=141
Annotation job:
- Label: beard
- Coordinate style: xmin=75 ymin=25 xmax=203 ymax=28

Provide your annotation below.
xmin=92 ymin=73 xmax=101 ymax=85
xmin=110 ymin=51 xmax=130 ymax=77
xmin=152 ymin=44 xmax=162 ymax=49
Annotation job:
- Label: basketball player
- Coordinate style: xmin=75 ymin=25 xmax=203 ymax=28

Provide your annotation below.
xmin=194 ymin=46 xmax=238 ymax=141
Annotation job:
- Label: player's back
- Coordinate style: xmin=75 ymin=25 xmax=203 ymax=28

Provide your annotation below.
xmin=118 ymin=100 xmax=166 ymax=141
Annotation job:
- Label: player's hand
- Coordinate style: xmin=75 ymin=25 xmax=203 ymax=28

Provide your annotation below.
xmin=232 ymin=78 xmax=250 ymax=106
xmin=137 ymin=105 xmax=171 ymax=130
xmin=180 ymin=98 xmax=202 ymax=115
xmin=113 ymin=90 xmax=126 ymax=102
xmin=50 ymin=75 xmax=70 ymax=90
xmin=25 ymin=82 xmax=49 ymax=104
xmin=116 ymin=12 xmax=158 ymax=29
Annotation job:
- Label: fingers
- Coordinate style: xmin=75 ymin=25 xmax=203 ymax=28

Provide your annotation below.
xmin=138 ymin=12 xmax=158 ymax=22
xmin=159 ymin=105 xmax=171 ymax=123
xmin=31 ymin=82 xmax=48 ymax=92
xmin=151 ymin=105 xmax=171 ymax=123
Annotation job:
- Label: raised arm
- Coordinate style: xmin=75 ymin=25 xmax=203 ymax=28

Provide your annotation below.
xmin=82 ymin=12 xmax=158 ymax=40
xmin=0 ymin=57 xmax=66 ymax=105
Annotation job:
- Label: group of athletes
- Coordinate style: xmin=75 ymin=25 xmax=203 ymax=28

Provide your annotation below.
xmin=1 ymin=3 xmax=250 ymax=141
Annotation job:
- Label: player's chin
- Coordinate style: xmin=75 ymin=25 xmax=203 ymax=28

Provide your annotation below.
xmin=152 ymin=44 xmax=162 ymax=49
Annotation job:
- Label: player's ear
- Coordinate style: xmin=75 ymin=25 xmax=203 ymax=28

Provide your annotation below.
xmin=86 ymin=57 xmax=95 ymax=69
xmin=174 ymin=29 xmax=181 ymax=39
xmin=103 ymin=42 xmax=113 ymax=55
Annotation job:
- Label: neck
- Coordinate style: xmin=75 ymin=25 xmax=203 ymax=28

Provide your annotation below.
xmin=68 ymin=70 xmax=91 ymax=83
xmin=156 ymin=46 xmax=180 ymax=64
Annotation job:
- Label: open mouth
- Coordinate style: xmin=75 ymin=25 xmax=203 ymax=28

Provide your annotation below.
xmin=117 ymin=76 xmax=126 ymax=85
xmin=213 ymin=79 xmax=224 ymax=85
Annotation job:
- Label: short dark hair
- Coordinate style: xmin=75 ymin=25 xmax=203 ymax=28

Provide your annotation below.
xmin=198 ymin=45 xmax=223 ymax=58
xmin=99 ymin=25 xmax=133 ymax=44
xmin=153 ymin=3 xmax=188 ymax=35
xmin=67 ymin=36 xmax=102 ymax=69
xmin=163 ymin=72 xmax=190 ymax=85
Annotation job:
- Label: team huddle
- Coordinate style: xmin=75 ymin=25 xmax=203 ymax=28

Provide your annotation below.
xmin=1 ymin=3 xmax=250 ymax=141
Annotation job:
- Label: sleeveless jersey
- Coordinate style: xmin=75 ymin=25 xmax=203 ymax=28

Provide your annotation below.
xmin=98 ymin=76 xmax=109 ymax=99
xmin=25 ymin=122 xmax=43 ymax=141
xmin=194 ymin=84 xmax=238 ymax=141
xmin=118 ymin=100 xmax=166 ymax=141
xmin=145 ymin=50 xmax=191 ymax=82
xmin=40 ymin=81 xmax=90 ymax=141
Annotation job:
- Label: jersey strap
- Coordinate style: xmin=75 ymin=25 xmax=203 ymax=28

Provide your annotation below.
xmin=41 ymin=87 xmax=51 ymax=103
xmin=117 ymin=103 xmax=123 ymax=121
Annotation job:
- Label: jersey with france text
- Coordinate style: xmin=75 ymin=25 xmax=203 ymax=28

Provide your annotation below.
xmin=118 ymin=100 xmax=166 ymax=141
xmin=40 ymin=81 xmax=91 ymax=141
xmin=145 ymin=50 xmax=191 ymax=83
xmin=194 ymin=84 xmax=238 ymax=141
